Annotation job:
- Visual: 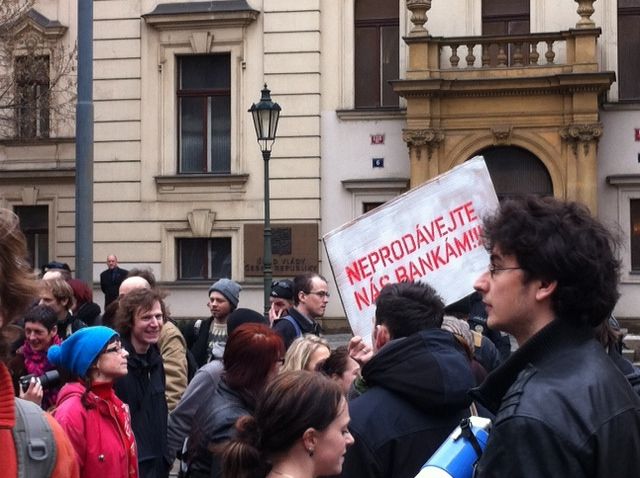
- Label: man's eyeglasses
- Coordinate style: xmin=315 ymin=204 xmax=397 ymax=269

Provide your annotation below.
xmin=275 ymin=358 xmax=285 ymax=365
xmin=488 ymin=264 xmax=524 ymax=278
xmin=306 ymin=291 xmax=330 ymax=298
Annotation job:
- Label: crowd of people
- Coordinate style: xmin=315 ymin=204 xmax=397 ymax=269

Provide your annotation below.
xmin=1 ymin=195 xmax=640 ymax=478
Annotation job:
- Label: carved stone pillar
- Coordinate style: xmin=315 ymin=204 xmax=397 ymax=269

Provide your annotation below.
xmin=574 ymin=0 xmax=597 ymax=29
xmin=560 ymin=123 xmax=602 ymax=212
xmin=406 ymin=0 xmax=432 ymax=36
xmin=402 ymin=128 xmax=444 ymax=186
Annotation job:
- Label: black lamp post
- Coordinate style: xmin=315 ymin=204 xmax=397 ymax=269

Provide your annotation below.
xmin=249 ymin=84 xmax=281 ymax=315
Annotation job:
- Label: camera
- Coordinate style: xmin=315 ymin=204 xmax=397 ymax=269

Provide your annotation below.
xmin=19 ymin=370 xmax=60 ymax=393
xmin=415 ymin=416 xmax=491 ymax=478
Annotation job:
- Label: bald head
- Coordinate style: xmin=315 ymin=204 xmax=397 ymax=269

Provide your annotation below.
xmin=119 ymin=276 xmax=150 ymax=296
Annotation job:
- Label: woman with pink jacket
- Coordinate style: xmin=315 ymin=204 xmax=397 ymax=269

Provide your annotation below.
xmin=49 ymin=326 xmax=138 ymax=478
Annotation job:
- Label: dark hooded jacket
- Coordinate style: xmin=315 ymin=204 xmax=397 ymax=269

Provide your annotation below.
xmin=340 ymin=328 xmax=475 ymax=478
xmin=114 ymin=340 xmax=169 ymax=478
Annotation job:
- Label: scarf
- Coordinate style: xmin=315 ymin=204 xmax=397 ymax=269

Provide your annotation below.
xmin=92 ymin=382 xmax=139 ymax=478
xmin=22 ymin=334 xmax=62 ymax=410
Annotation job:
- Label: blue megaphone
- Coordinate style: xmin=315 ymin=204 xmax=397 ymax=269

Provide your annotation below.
xmin=415 ymin=416 xmax=491 ymax=478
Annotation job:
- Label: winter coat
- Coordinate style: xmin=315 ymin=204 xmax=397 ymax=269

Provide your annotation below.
xmin=53 ymin=382 xmax=137 ymax=478
xmin=470 ymin=319 xmax=640 ymax=478
xmin=166 ymin=360 xmax=223 ymax=462
xmin=272 ymin=307 xmax=322 ymax=349
xmin=187 ymin=379 xmax=252 ymax=478
xmin=0 ymin=362 xmax=79 ymax=478
xmin=341 ymin=328 xmax=475 ymax=478
xmin=114 ymin=341 xmax=169 ymax=478
xmin=158 ymin=320 xmax=188 ymax=411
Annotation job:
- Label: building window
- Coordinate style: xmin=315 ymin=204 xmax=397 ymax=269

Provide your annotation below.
xmin=618 ymin=0 xmax=640 ymax=101
xmin=177 ymin=54 xmax=231 ymax=173
xmin=177 ymin=237 xmax=231 ymax=280
xmin=631 ymin=199 xmax=640 ymax=271
xmin=363 ymin=202 xmax=384 ymax=214
xmin=13 ymin=205 xmax=48 ymax=269
xmin=482 ymin=0 xmax=530 ymax=66
xmin=15 ymin=55 xmax=50 ymax=139
xmin=354 ymin=0 xmax=399 ymax=108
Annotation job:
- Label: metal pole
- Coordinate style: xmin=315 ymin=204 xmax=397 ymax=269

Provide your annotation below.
xmin=75 ymin=0 xmax=94 ymax=284
xmin=263 ymin=149 xmax=272 ymax=316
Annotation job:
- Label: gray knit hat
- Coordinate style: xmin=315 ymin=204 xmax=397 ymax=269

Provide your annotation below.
xmin=208 ymin=278 xmax=241 ymax=308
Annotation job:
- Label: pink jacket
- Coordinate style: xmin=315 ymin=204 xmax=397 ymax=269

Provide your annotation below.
xmin=53 ymin=382 xmax=138 ymax=478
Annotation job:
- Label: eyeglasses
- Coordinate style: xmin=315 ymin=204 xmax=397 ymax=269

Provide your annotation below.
xmin=488 ymin=264 xmax=524 ymax=278
xmin=104 ymin=344 xmax=124 ymax=354
xmin=307 ymin=291 xmax=330 ymax=298
xmin=271 ymin=280 xmax=292 ymax=290
xmin=275 ymin=358 xmax=285 ymax=365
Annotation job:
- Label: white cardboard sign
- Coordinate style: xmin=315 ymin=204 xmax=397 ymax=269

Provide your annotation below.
xmin=323 ymin=157 xmax=499 ymax=342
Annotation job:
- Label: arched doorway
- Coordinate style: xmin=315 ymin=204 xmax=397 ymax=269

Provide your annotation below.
xmin=471 ymin=146 xmax=553 ymax=199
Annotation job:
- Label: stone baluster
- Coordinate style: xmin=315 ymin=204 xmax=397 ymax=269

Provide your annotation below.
xmin=465 ymin=44 xmax=476 ymax=67
xmin=481 ymin=44 xmax=490 ymax=67
xmin=545 ymin=41 xmax=555 ymax=64
xmin=450 ymin=44 xmax=460 ymax=68
xmin=497 ymin=43 xmax=507 ymax=67
xmin=512 ymin=42 xmax=523 ymax=66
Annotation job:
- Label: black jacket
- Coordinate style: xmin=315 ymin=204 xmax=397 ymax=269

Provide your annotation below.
xmin=114 ymin=340 xmax=169 ymax=478
xmin=272 ymin=307 xmax=321 ymax=349
xmin=470 ymin=319 xmax=640 ymax=478
xmin=100 ymin=266 xmax=128 ymax=307
xmin=340 ymin=328 xmax=475 ymax=478
xmin=187 ymin=378 xmax=252 ymax=478
xmin=189 ymin=317 xmax=213 ymax=368
xmin=56 ymin=312 xmax=86 ymax=340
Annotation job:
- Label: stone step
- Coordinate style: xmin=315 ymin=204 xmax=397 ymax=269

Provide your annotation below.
xmin=623 ymin=334 xmax=640 ymax=357
xmin=622 ymin=348 xmax=636 ymax=362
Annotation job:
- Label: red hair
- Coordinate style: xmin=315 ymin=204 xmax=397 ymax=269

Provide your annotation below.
xmin=68 ymin=278 xmax=93 ymax=307
xmin=223 ymin=323 xmax=284 ymax=400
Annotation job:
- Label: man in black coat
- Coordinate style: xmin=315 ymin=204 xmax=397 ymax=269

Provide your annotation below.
xmin=99 ymin=254 xmax=128 ymax=308
xmin=470 ymin=196 xmax=640 ymax=477
xmin=340 ymin=281 xmax=474 ymax=478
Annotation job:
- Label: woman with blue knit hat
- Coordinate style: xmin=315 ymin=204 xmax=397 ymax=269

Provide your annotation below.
xmin=48 ymin=326 xmax=138 ymax=478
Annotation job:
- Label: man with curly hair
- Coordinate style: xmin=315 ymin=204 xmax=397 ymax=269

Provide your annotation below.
xmin=471 ymin=196 xmax=640 ymax=477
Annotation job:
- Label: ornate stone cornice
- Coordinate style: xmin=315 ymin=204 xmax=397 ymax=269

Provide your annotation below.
xmin=559 ymin=123 xmax=602 ymax=156
xmin=402 ymin=128 xmax=444 ymax=160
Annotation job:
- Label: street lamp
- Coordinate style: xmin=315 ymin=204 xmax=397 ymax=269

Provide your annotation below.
xmin=249 ymin=84 xmax=281 ymax=315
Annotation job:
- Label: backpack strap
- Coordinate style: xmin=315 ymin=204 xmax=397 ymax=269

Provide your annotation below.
xmin=13 ymin=398 xmax=57 ymax=478
xmin=282 ymin=315 xmax=303 ymax=338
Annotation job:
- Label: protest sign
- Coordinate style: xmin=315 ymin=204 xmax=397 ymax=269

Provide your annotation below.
xmin=323 ymin=157 xmax=499 ymax=342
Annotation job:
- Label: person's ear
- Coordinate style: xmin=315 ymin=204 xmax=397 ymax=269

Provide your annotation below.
xmin=374 ymin=324 xmax=391 ymax=350
xmin=536 ymin=279 xmax=557 ymax=302
xmin=50 ymin=325 xmax=58 ymax=337
xmin=302 ymin=427 xmax=318 ymax=454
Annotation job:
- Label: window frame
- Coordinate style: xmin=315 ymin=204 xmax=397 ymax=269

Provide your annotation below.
xmin=617 ymin=2 xmax=640 ymax=102
xmin=14 ymin=55 xmax=51 ymax=139
xmin=607 ymin=175 xmax=640 ymax=283
xmin=176 ymin=54 xmax=232 ymax=174
xmin=354 ymin=4 xmax=400 ymax=109
xmin=176 ymin=236 xmax=232 ymax=281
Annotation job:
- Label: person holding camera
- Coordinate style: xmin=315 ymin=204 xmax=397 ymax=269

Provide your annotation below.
xmin=48 ymin=326 xmax=138 ymax=478
xmin=0 ymin=208 xmax=79 ymax=478
xmin=8 ymin=304 xmax=63 ymax=409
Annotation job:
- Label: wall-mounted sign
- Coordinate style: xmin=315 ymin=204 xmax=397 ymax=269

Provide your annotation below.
xmin=635 ymin=128 xmax=640 ymax=142
xmin=244 ymin=223 xmax=319 ymax=277
xmin=370 ymin=134 xmax=385 ymax=145
xmin=372 ymin=158 xmax=384 ymax=168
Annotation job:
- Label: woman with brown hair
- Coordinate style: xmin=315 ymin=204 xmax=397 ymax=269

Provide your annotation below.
xmin=0 ymin=208 xmax=79 ymax=478
xmin=222 ymin=370 xmax=354 ymax=478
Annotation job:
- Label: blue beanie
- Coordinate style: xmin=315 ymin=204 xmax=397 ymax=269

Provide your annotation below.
xmin=208 ymin=278 xmax=241 ymax=308
xmin=48 ymin=326 xmax=118 ymax=378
